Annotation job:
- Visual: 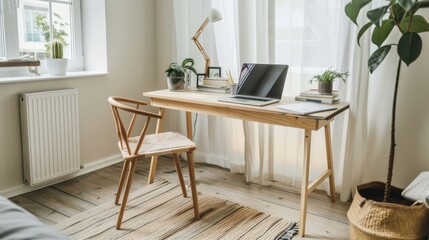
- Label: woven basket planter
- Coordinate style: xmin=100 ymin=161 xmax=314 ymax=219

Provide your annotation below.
xmin=348 ymin=182 xmax=429 ymax=239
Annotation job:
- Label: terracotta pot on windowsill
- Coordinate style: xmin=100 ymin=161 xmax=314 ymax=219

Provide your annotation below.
xmin=46 ymin=58 xmax=68 ymax=76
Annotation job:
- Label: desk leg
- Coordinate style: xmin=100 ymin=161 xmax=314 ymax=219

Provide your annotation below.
xmin=186 ymin=111 xmax=192 ymax=139
xmin=324 ymin=124 xmax=336 ymax=201
xmin=148 ymin=108 xmax=165 ymax=184
xmin=299 ymin=129 xmax=312 ymax=237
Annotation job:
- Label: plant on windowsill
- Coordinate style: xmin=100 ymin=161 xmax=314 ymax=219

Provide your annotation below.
xmin=165 ymin=58 xmax=197 ymax=91
xmin=35 ymin=13 xmax=69 ymax=58
xmin=309 ymin=68 xmax=349 ymax=95
xmin=345 ymin=0 xmax=429 ymax=239
xmin=46 ymin=42 xmax=68 ymax=76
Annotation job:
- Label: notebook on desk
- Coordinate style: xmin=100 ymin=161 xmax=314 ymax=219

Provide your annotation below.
xmin=218 ymin=63 xmax=288 ymax=106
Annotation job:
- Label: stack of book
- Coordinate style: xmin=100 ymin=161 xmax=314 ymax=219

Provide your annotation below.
xmin=197 ymin=77 xmax=230 ymax=93
xmin=295 ymin=90 xmax=339 ymax=104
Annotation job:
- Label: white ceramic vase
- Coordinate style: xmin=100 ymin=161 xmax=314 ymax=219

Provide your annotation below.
xmin=46 ymin=58 xmax=68 ymax=76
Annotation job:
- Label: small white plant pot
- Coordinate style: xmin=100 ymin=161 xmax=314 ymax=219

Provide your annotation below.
xmin=46 ymin=58 xmax=68 ymax=76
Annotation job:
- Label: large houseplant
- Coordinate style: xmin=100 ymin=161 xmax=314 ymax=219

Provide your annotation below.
xmin=165 ymin=58 xmax=197 ymax=91
xmin=345 ymin=0 xmax=429 ymax=238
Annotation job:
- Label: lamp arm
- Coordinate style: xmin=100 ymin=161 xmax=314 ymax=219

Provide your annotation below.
xmin=192 ymin=17 xmax=209 ymax=40
xmin=193 ymin=38 xmax=211 ymax=76
xmin=192 ymin=17 xmax=211 ymax=76
xmin=193 ymin=40 xmax=210 ymax=60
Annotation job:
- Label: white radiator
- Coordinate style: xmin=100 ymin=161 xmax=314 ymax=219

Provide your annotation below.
xmin=20 ymin=89 xmax=80 ymax=186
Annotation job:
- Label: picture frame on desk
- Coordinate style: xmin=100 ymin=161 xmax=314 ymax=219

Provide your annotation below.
xmin=208 ymin=67 xmax=221 ymax=78
xmin=196 ymin=73 xmax=206 ymax=88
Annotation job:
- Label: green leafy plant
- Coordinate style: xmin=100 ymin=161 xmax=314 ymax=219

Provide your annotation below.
xmin=165 ymin=58 xmax=197 ymax=77
xmin=51 ymin=42 xmax=63 ymax=59
xmin=309 ymin=68 xmax=349 ymax=84
xmin=35 ymin=13 xmax=69 ymax=55
xmin=345 ymin=0 xmax=429 ymax=202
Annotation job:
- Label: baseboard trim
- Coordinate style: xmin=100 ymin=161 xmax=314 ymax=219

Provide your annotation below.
xmin=1 ymin=154 xmax=123 ymax=198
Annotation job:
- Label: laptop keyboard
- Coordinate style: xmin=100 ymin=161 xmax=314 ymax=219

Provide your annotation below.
xmin=233 ymin=96 xmax=271 ymax=102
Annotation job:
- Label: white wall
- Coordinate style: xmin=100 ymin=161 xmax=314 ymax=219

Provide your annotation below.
xmin=0 ymin=0 xmax=156 ymax=191
xmin=155 ymin=0 xmax=174 ymax=89
xmin=363 ymin=9 xmax=429 ymax=188
xmin=395 ymin=48 xmax=429 ymax=186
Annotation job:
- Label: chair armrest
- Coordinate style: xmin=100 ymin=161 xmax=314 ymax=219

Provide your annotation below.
xmin=108 ymin=96 xmax=162 ymax=119
xmin=109 ymin=96 xmax=148 ymax=106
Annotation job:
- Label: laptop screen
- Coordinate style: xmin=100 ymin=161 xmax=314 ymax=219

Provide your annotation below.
xmin=236 ymin=63 xmax=288 ymax=99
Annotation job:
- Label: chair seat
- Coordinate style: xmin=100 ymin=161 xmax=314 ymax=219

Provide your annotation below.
xmin=118 ymin=131 xmax=196 ymax=159
xmin=109 ymin=96 xmax=200 ymax=230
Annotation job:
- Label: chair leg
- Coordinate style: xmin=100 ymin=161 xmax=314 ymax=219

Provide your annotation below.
xmin=173 ymin=154 xmax=187 ymax=197
xmin=115 ymin=161 xmax=130 ymax=205
xmin=116 ymin=160 xmax=137 ymax=230
xmin=186 ymin=151 xmax=199 ymax=219
xmin=148 ymin=156 xmax=158 ymax=184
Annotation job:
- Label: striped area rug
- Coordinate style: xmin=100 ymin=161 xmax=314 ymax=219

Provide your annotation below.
xmin=54 ymin=180 xmax=298 ymax=239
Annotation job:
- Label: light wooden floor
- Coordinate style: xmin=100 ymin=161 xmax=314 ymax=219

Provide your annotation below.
xmin=11 ymin=156 xmax=350 ymax=239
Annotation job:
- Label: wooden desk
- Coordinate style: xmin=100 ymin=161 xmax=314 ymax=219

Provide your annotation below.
xmin=143 ymin=89 xmax=349 ymax=237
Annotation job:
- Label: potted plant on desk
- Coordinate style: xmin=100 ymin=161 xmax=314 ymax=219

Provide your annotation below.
xmin=165 ymin=58 xmax=197 ymax=91
xmin=345 ymin=0 xmax=429 ymax=239
xmin=309 ymin=68 xmax=349 ymax=95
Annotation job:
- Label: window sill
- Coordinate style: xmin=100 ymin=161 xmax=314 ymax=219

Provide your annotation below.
xmin=0 ymin=71 xmax=108 ymax=84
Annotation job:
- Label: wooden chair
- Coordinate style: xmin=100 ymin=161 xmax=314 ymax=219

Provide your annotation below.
xmin=108 ymin=96 xmax=199 ymax=229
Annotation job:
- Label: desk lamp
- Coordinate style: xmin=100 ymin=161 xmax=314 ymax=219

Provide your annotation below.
xmin=192 ymin=8 xmax=222 ymax=76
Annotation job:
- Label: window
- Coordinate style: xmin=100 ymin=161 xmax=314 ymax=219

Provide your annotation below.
xmin=273 ymin=0 xmax=343 ymax=91
xmin=23 ymin=5 xmax=48 ymax=43
xmin=0 ymin=1 xmax=7 ymax=59
xmin=0 ymin=0 xmax=83 ymax=74
xmin=274 ymin=0 xmax=340 ymax=68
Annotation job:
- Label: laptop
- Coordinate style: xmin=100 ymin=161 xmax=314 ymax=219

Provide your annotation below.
xmin=218 ymin=63 xmax=288 ymax=106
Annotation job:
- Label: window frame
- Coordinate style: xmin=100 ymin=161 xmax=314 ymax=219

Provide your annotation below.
xmin=0 ymin=0 xmax=84 ymax=77
xmin=0 ymin=2 xmax=6 ymax=58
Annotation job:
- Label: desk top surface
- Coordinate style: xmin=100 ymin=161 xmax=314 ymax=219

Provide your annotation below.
xmin=143 ymin=89 xmax=349 ymax=121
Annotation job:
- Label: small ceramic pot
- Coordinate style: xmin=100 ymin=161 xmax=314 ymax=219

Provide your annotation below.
xmin=46 ymin=58 xmax=68 ymax=76
xmin=318 ymin=82 xmax=333 ymax=95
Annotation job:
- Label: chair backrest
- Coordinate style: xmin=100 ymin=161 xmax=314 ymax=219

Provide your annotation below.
xmin=108 ymin=96 xmax=162 ymax=157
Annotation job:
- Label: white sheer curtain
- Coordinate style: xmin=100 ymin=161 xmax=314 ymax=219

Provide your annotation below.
xmin=171 ymin=1 xmax=246 ymax=170
xmin=338 ymin=3 xmax=371 ymax=201
xmin=171 ymin=0 xmax=371 ymax=200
